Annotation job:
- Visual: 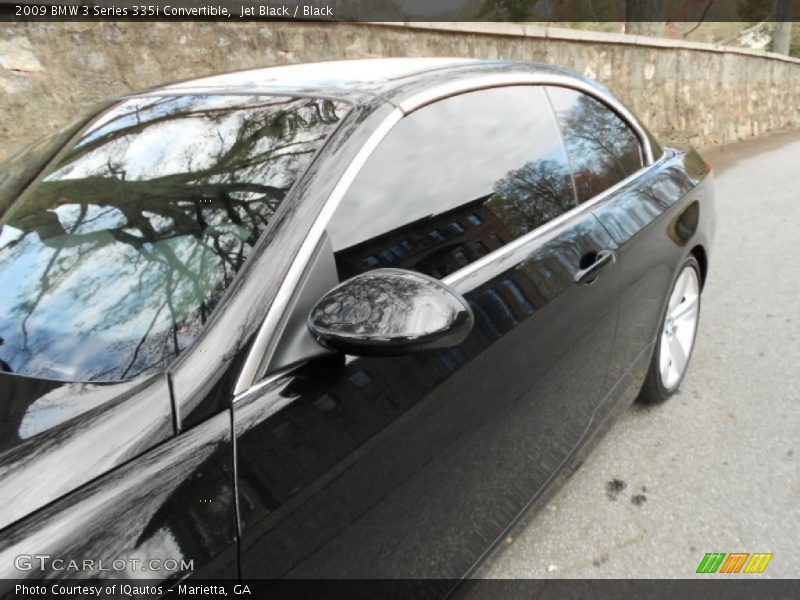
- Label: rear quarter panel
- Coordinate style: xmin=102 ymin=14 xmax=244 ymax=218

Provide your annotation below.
xmin=593 ymin=148 xmax=715 ymax=403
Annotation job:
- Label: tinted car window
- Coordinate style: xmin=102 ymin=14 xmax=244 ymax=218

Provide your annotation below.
xmin=0 ymin=94 xmax=346 ymax=382
xmin=546 ymin=87 xmax=643 ymax=202
xmin=328 ymin=86 xmax=577 ymax=280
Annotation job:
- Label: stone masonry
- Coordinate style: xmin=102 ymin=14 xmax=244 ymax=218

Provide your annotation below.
xmin=1 ymin=21 xmax=800 ymax=159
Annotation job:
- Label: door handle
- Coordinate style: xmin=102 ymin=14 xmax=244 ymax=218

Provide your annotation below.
xmin=574 ymin=249 xmax=616 ymax=285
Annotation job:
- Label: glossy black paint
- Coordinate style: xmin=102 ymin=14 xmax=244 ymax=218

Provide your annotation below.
xmin=235 ymin=211 xmax=621 ymax=579
xmin=308 ymin=268 xmax=474 ymax=355
xmin=0 ymin=59 xmax=715 ymax=589
xmin=0 ymin=371 xmax=172 ymax=532
xmin=0 ymin=410 xmax=236 ymax=587
xmin=593 ymin=148 xmax=714 ymax=392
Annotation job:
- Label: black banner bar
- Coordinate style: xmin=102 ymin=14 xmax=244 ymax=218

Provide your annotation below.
xmin=1 ymin=0 xmax=799 ymax=22
xmin=2 ymin=579 xmax=797 ymax=600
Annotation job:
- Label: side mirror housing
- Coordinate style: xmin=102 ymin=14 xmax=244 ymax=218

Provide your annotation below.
xmin=308 ymin=268 xmax=474 ymax=356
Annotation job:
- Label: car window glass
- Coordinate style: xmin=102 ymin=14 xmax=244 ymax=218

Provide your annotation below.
xmin=327 ymin=86 xmax=577 ymax=280
xmin=0 ymin=105 xmax=112 ymax=217
xmin=0 ymin=94 xmax=346 ymax=382
xmin=546 ymin=87 xmax=643 ymax=202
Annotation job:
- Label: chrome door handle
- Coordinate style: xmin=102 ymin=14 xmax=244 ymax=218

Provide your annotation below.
xmin=574 ymin=249 xmax=616 ymax=285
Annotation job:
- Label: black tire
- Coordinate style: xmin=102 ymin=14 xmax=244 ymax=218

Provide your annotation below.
xmin=637 ymin=256 xmax=702 ymax=405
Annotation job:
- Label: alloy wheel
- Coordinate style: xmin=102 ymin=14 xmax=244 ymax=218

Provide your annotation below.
xmin=659 ymin=265 xmax=700 ymax=390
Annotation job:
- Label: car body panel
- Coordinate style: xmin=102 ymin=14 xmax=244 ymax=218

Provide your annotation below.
xmin=234 ymin=212 xmax=620 ymax=578
xmin=0 ymin=372 xmax=173 ymax=532
xmin=594 ymin=149 xmax=714 ymax=390
xmin=0 ymin=409 xmax=235 ymax=586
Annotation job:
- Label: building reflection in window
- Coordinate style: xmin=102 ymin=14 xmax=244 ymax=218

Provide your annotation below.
xmin=329 ymin=86 xmax=578 ymax=282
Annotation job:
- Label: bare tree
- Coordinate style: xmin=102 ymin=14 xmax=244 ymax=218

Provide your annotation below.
xmin=0 ymin=95 xmax=344 ymax=381
xmin=488 ymin=159 xmax=576 ymax=237
xmin=625 ymin=0 xmax=666 ymax=37
xmin=773 ymin=0 xmax=795 ymax=55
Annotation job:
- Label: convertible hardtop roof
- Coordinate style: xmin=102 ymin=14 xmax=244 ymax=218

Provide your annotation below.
xmin=144 ymin=58 xmax=592 ymax=107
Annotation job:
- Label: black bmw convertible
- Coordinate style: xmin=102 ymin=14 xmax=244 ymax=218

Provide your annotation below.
xmin=0 ymin=58 xmax=713 ymax=587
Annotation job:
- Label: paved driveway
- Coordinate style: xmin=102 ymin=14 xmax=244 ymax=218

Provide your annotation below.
xmin=476 ymin=129 xmax=800 ymax=578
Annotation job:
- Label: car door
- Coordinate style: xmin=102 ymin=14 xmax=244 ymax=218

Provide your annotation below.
xmin=233 ymin=85 xmax=621 ymax=580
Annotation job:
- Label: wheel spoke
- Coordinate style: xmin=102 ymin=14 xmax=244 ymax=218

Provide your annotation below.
xmin=669 ymin=271 xmax=688 ymax=312
xmin=669 ymin=294 xmax=698 ymax=322
xmin=659 ymin=336 xmax=671 ymax=382
xmin=659 ymin=264 xmax=700 ymax=392
xmin=668 ymin=334 xmax=688 ymax=376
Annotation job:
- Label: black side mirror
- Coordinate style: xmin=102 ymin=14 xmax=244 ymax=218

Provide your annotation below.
xmin=308 ymin=268 xmax=474 ymax=356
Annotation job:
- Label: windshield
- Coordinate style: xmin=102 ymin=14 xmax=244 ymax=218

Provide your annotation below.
xmin=0 ymin=94 xmax=346 ymax=382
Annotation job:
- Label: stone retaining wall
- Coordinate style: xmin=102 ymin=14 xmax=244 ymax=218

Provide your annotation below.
xmin=2 ymin=21 xmax=800 ymax=159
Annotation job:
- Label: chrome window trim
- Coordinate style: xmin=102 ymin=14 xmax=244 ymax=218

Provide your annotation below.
xmin=234 ymin=72 xmax=659 ymax=397
xmin=234 ymin=367 xmax=296 ymax=408
xmin=125 ymin=89 xmax=360 ymax=105
xmin=397 ymin=73 xmax=655 ymax=165
xmin=443 ymin=154 xmax=668 ymax=293
xmin=233 ymin=107 xmax=404 ymax=396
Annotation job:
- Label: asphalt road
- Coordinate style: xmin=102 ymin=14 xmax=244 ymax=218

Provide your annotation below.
xmin=475 ymin=129 xmax=800 ymax=579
